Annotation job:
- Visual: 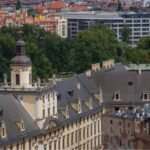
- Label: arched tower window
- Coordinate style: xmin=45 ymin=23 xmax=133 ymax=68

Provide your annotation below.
xmin=29 ymin=73 xmax=32 ymax=85
xmin=16 ymin=74 xmax=20 ymax=85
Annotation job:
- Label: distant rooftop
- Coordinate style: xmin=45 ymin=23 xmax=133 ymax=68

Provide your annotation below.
xmin=125 ymin=64 xmax=150 ymax=70
xmin=60 ymin=11 xmax=150 ymax=20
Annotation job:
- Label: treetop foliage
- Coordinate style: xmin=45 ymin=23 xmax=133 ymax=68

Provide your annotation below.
xmin=0 ymin=24 xmax=150 ymax=82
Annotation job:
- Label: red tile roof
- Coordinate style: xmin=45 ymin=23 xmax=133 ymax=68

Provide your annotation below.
xmin=48 ymin=1 xmax=66 ymax=9
xmin=69 ymin=5 xmax=89 ymax=11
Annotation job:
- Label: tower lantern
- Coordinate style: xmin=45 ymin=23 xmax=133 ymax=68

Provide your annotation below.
xmin=11 ymin=39 xmax=32 ymax=88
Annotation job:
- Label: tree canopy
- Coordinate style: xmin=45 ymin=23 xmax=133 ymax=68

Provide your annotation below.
xmin=0 ymin=24 xmax=150 ymax=82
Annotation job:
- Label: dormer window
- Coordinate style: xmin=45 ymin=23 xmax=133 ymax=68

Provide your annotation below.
xmin=113 ymin=91 xmax=120 ymax=101
xmin=57 ymin=94 xmax=61 ymax=101
xmin=16 ymin=119 xmax=25 ymax=131
xmin=142 ymin=93 xmax=149 ymax=101
xmin=67 ymin=90 xmax=74 ymax=97
xmin=0 ymin=122 xmax=7 ymax=138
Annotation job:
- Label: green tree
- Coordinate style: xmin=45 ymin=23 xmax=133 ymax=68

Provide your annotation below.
xmin=121 ymin=25 xmax=131 ymax=43
xmin=16 ymin=0 xmax=21 ymax=10
xmin=117 ymin=1 xmax=123 ymax=11
xmin=69 ymin=25 xmax=119 ymax=73
xmin=137 ymin=36 xmax=150 ymax=50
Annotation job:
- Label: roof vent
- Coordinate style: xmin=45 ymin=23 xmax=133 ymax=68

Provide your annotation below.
xmin=128 ymin=81 xmax=133 ymax=86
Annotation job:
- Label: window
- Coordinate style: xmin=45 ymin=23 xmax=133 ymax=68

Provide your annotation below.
xmin=142 ymin=93 xmax=149 ymax=100
xmin=16 ymin=74 xmax=20 ymax=85
xmin=94 ymin=122 xmax=96 ymax=134
xmin=91 ymin=124 xmax=93 ymax=135
xmin=53 ymin=106 xmax=55 ymax=115
xmin=58 ymin=140 xmax=60 ymax=150
xmin=54 ymin=140 xmax=57 ymax=150
xmin=75 ymin=131 xmax=78 ymax=143
xmin=67 ymin=90 xmax=74 ymax=97
xmin=128 ymin=123 xmax=130 ymax=127
xmin=57 ymin=94 xmax=61 ymax=100
xmin=83 ymin=143 xmax=86 ymax=150
xmin=115 ymin=107 xmax=119 ymax=111
xmin=113 ymin=91 xmax=120 ymax=100
xmin=119 ymin=121 xmax=122 ymax=126
xmin=0 ymin=123 xmax=7 ymax=138
xmin=110 ymin=120 xmax=113 ymax=124
xmin=83 ymin=127 xmax=85 ymax=139
xmin=128 ymin=81 xmax=133 ymax=86
xmin=44 ymin=144 xmax=47 ymax=150
xmin=63 ymin=136 xmax=65 ymax=149
xmin=43 ymin=109 xmax=45 ymax=118
xmin=29 ymin=73 xmax=32 ymax=84
xmin=48 ymin=108 xmax=50 ymax=116
xmin=128 ymin=140 xmax=130 ymax=148
xmin=87 ymin=125 xmax=89 ymax=137
xmin=67 ymin=134 xmax=70 ymax=146
xmin=119 ymin=139 xmax=122 ymax=147
xmin=71 ymin=132 xmax=74 ymax=145
xmin=49 ymin=142 xmax=52 ymax=150
xmin=91 ymin=139 xmax=93 ymax=149
xmin=87 ymin=141 xmax=89 ymax=149
xmin=79 ymin=130 xmax=81 ymax=141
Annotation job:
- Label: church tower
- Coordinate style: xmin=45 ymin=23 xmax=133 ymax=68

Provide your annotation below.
xmin=11 ymin=39 xmax=32 ymax=88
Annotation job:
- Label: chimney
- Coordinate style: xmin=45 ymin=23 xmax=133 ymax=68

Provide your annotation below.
xmin=102 ymin=59 xmax=115 ymax=69
xmin=85 ymin=70 xmax=91 ymax=77
xmin=91 ymin=63 xmax=100 ymax=71
xmin=138 ymin=68 xmax=141 ymax=75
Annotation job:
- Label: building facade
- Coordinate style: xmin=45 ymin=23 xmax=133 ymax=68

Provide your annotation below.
xmin=61 ymin=11 xmax=150 ymax=45
xmin=1 ymin=40 xmax=150 ymax=149
xmin=102 ymin=104 xmax=150 ymax=149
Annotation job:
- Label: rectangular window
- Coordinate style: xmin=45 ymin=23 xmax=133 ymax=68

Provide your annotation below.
xmin=75 ymin=131 xmax=78 ymax=143
xmin=119 ymin=139 xmax=122 ymax=147
xmin=79 ymin=130 xmax=81 ymax=141
xmin=94 ymin=122 xmax=96 ymax=134
xmin=87 ymin=125 xmax=89 ymax=137
xmin=67 ymin=134 xmax=70 ymax=146
xmin=91 ymin=124 xmax=93 ymax=135
xmin=48 ymin=108 xmax=50 ymax=116
xmin=63 ymin=136 xmax=65 ymax=149
xmin=91 ymin=139 xmax=93 ymax=149
xmin=128 ymin=140 xmax=130 ymax=148
xmin=54 ymin=140 xmax=57 ymax=150
xmin=43 ymin=109 xmax=45 ymax=118
xmin=110 ymin=120 xmax=113 ymax=124
xmin=71 ymin=132 xmax=74 ymax=145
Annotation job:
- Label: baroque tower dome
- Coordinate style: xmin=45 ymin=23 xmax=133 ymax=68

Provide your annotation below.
xmin=11 ymin=39 xmax=31 ymax=66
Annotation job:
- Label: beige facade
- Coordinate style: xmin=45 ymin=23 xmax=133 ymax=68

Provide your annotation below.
xmin=3 ymin=110 xmax=102 ymax=150
xmin=11 ymin=66 xmax=32 ymax=88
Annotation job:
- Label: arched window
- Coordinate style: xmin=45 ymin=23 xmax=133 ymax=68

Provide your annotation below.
xmin=16 ymin=74 xmax=20 ymax=85
xmin=29 ymin=73 xmax=32 ymax=84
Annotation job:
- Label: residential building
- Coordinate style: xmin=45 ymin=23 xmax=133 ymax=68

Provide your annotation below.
xmin=102 ymin=104 xmax=150 ymax=149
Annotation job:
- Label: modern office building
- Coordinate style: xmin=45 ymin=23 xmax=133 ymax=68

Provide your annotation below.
xmin=61 ymin=11 xmax=150 ymax=45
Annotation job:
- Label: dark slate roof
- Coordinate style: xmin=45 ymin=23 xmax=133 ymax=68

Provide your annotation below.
xmin=0 ymin=94 xmax=39 ymax=145
xmin=56 ymin=63 xmax=150 ymax=123
xmin=11 ymin=55 xmax=32 ymax=66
